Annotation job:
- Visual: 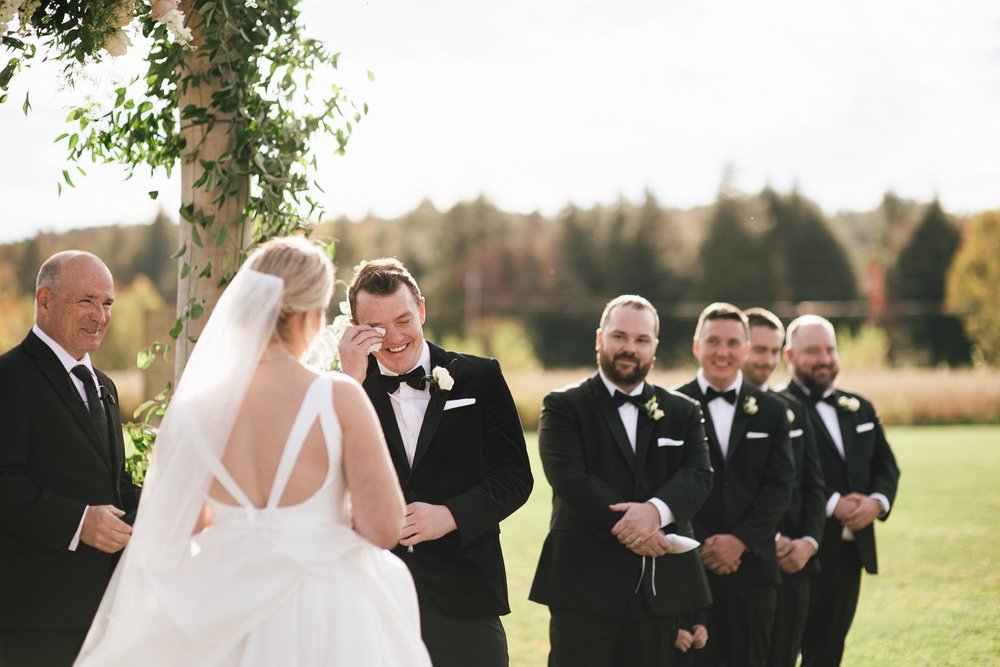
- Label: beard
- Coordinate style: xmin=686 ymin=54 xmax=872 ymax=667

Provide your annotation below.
xmin=796 ymin=362 xmax=839 ymax=395
xmin=598 ymin=348 xmax=653 ymax=387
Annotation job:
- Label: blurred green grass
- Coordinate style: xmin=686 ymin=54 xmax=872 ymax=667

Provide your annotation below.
xmin=500 ymin=425 xmax=1000 ymax=666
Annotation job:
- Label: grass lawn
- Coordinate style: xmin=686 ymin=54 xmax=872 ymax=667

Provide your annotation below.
xmin=499 ymin=424 xmax=1000 ymax=666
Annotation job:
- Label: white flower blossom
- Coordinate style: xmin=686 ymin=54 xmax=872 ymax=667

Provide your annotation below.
xmin=644 ymin=396 xmax=664 ymax=421
xmin=743 ymin=395 xmax=759 ymax=415
xmin=430 ymin=366 xmax=454 ymax=391
xmin=837 ymin=395 xmax=861 ymax=413
xmin=160 ymin=8 xmax=192 ymax=45
xmin=305 ymin=310 xmax=353 ymax=371
xmin=245 ymin=0 xmax=259 ymax=7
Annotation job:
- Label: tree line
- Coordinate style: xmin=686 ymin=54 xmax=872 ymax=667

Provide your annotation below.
xmin=1 ymin=186 xmax=994 ymax=369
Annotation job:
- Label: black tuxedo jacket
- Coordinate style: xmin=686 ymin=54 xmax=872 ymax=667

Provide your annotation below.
xmin=781 ymin=382 xmax=900 ymax=574
xmin=529 ymin=375 xmax=713 ymax=616
xmin=0 ymin=332 xmax=141 ymax=631
xmin=675 ymin=380 xmax=794 ymax=586
xmin=362 ymin=342 xmax=532 ymax=617
xmin=773 ymin=389 xmax=827 ymax=577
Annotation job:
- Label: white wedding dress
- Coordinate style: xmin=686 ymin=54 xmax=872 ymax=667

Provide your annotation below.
xmin=75 ymin=375 xmax=431 ymax=666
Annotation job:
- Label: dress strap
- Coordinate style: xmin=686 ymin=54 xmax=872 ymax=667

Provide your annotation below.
xmin=266 ymin=375 xmax=329 ymax=509
xmin=196 ymin=442 xmax=257 ymax=510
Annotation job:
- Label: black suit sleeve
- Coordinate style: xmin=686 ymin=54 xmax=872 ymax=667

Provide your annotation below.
xmin=798 ymin=414 xmax=827 ymax=543
xmin=445 ymin=359 xmax=533 ymax=546
xmin=537 ymin=390 xmax=623 ymax=536
xmin=862 ymin=400 xmax=900 ymax=517
xmin=649 ymin=398 xmax=712 ymax=527
xmin=0 ymin=368 xmax=87 ymax=551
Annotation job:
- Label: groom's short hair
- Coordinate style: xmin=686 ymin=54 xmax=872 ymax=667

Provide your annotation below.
xmin=348 ymin=257 xmax=423 ymax=319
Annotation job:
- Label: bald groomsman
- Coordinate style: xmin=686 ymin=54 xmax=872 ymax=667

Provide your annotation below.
xmin=780 ymin=315 xmax=900 ymax=667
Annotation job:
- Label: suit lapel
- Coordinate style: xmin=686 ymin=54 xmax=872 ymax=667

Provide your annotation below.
xmin=589 ymin=376 xmax=635 ymax=472
xmin=363 ymin=360 xmax=411 ymax=478
xmin=787 ymin=381 xmax=845 ymax=464
xmin=633 ymin=386 xmax=655 ymax=480
xmin=727 ymin=386 xmax=751 ymax=462
xmin=410 ymin=344 xmax=454 ymax=473
xmin=25 ymin=333 xmax=113 ymax=471
xmin=834 ymin=391 xmax=854 ymax=467
xmin=95 ymin=372 xmax=125 ymax=471
xmin=686 ymin=382 xmax=724 ymax=466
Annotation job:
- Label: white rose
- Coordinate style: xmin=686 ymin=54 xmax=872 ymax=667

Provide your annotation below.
xmin=431 ymin=366 xmax=454 ymax=391
xmin=652 ymin=408 xmax=665 ymax=421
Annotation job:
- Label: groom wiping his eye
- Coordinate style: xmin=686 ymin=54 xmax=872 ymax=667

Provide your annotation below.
xmin=338 ymin=257 xmax=533 ymax=667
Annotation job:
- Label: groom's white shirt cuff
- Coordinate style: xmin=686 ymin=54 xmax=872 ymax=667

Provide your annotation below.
xmin=69 ymin=506 xmax=88 ymax=551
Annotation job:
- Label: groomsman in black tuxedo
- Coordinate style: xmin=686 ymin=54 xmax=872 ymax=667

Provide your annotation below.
xmin=338 ymin=258 xmax=532 ymax=667
xmin=0 ymin=251 xmax=141 ymax=666
xmin=742 ymin=308 xmax=826 ymax=667
xmin=674 ymin=303 xmax=794 ymax=667
xmin=530 ymin=295 xmax=713 ymax=667
xmin=779 ymin=315 xmax=900 ymax=667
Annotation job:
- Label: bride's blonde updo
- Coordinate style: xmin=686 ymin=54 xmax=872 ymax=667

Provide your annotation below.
xmin=243 ymin=236 xmax=334 ymax=340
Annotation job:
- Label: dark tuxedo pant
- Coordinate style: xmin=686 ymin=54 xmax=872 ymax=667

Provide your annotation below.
xmin=767 ymin=569 xmax=811 ymax=667
xmin=0 ymin=629 xmax=86 ymax=667
xmin=419 ymin=602 xmax=508 ymax=667
xmin=694 ymin=575 xmax=777 ymax=667
xmin=801 ymin=541 xmax=863 ymax=667
xmin=548 ymin=595 xmax=679 ymax=667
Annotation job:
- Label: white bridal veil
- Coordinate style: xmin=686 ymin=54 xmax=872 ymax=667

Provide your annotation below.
xmin=76 ymin=268 xmax=284 ymax=663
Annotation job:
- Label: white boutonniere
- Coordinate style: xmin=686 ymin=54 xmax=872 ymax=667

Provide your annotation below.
xmin=743 ymin=395 xmax=759 ymax=415
xmin=787 ymin=408 xmax=795 ymax=424
xmin=837 ymin=395 xmax=861 ymax=412
xmin=645 ymin=396 xmax=665 ymax=421
xmin=429 ymin=366 xmax=455 ymax=392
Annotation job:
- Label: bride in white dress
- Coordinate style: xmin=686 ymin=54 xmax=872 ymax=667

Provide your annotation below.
xmin=75 ymin=237 xmax=431 ymax=666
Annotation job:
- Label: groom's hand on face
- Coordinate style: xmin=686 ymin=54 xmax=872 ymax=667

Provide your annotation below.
xmin=81 ymin=505 xmax=132 ymax=554
xmin=609 ymin=502 xmax=660 ymax=550
xmin=337 ymin=325 xmax=384 ymax=383
xmin=399 ymin=502 xmax=458 ymax=547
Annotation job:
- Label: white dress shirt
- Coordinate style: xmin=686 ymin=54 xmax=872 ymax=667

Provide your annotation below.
xmin=31 ymin=324 xmax=93 ymax=551
xmin=598 ymin=371 xmax=675 ymax=528
xmin=378 ymin=343 xmax=432 ymax=466
xmin=696 ymin=368 xmax=742 ymax=460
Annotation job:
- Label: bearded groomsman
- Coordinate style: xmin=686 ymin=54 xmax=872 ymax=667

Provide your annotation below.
xmin=530 ymin=295 xmax=713 ymax=667
xmin=674 ymin=303 xmax=794 ymax=667
xmin=338 ymin=258 xmax=532 ymax=667
xmin=742 ymin=308 xmax=826 ymax=667
xmin=779 ymin=315 xmax=900 ymax=667
xmin=0 ymin=251 xmax=141 ymax=666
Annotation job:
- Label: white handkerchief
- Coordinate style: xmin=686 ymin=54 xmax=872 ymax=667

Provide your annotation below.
xmin=657 ymin=437 xmax=684 ymax=447
xmin=855 ymin=422 xmax=875 ymax=433
xmin=746 ymin=431 xmax=769 ymax=439
xmin=789 ymin=428 xmax=804 ymax=439
xmin=664 ymin=534 xmax=700 ymax=554
xmin=443 ymin=398 xmax=476 ymax=411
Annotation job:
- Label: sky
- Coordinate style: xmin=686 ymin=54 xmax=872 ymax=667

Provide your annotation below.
xmin=1 ymin=0 xmax=999 ymax=243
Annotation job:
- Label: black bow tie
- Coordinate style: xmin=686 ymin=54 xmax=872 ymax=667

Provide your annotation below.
xmin=612 ymin=390 xmax=646 ymax=409
xmin=810 ymin=392 xmax=838 ymax=407
xmin=381 ymin=367 xmax=427 ymax=393
xmin=705 ymin=387 xmax=737 ymax=404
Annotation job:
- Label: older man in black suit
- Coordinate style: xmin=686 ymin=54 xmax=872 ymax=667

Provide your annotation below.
xmin=779 ymin=315 xmax=900 ymax=667
xmin=338 ymin=258 xmax=532 ymax=667
xmin=0 ymin=251 xmax=141 ymax=666
xmin=530 ymin=295 xmax=713 ymax=667
xmin=742 ymin=307 xmax=826 ymax=667
xmin=674 ymin=303 xmax=794 ymax=667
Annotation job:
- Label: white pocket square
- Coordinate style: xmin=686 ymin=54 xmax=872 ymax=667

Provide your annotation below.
xmin=443 ymin=398 xmax=476 ymax=411
xmin=789 ymin=428 xmax=804 ymax=439
xmin=855 ymin=422 xmax=875 ymax=433
xmin=657 ymin=437 xmax=684 ymax=447
xmin=746 ymin=431 xmax=770 ymax=439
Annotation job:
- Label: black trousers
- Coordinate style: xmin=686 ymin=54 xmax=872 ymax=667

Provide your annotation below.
xmin=800 ymin=541 xmax=863 ymax=667
xmin=694 ymin=575 xmax=778 ymax=667
xmin=0 ymin=629 xmax=86 ymax=667
xmin=419 ymin=602 xmax=508 ymax=667
xmin=767 ymin=569 xmax=811 ymax=667
xmin=548 ymin=595 xmax=679 ymax=667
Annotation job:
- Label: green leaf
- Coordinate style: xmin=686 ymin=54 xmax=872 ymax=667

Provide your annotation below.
xmin=169 ymin=318 xmax=184 ymax=339
xmin=367 ymin=70 xmax=375 ymax=82
xmin=148 ymin=190 xmax=159 ymax=200
xmin=171 ymin=243 xmax=188 ymax=260
xmin=190 ymin=303 xmax=205 ymax=320
xmin=191 ymin=225 xmax=203 ymax=247
xmin=62 ymin=170 xmax=75 ymax=187
xmin=21 ymin=91 xmax=30 ymax=115
xmin=214 ymin=226 xmax=227 ymax=247
xmin=68 ymin=134 xmax=79 ymax=151
xmin=199 ymin=262 xmax=213 ymax=278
